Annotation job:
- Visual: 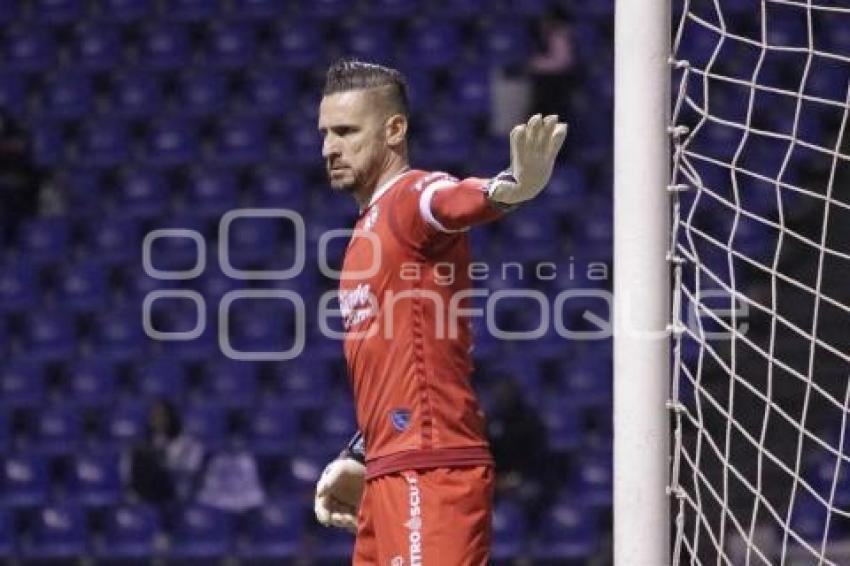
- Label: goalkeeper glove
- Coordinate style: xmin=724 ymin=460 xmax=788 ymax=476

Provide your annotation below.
xmin=314 ymin=457 xmax=365 ymax=533
xmin=486 ymin=113 xmax=568 ymax=206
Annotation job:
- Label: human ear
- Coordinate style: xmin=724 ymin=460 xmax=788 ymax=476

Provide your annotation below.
xmin=385 ymin=114 xmax=408 ymax=147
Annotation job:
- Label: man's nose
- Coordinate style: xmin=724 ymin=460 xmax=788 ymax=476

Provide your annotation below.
xmin=322 ymin=136 xmax=340 ymax=159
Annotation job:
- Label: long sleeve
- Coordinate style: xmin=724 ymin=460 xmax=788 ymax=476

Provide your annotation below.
xmin=417 ymin=174 xmax=506 ymax=234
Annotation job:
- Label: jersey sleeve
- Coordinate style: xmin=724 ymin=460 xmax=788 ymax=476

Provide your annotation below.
xmin=415 ymin=172 xmax=505 ymax=234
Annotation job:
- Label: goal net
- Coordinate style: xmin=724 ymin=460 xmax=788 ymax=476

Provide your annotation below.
xmin=669 ymin=1 xmax=850 ymax=564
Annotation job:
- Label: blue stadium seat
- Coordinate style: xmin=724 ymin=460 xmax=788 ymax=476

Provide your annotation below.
xmin=223 ymin=212 xmax=280 ymax=264
xmin=531 ymin=497 xmax=598 ymax=560
xmin=231 ymin=0 xmax=284 ymax=19
xmin=342 ymin=25 xmax=393 ymax=65
xmin=492 ymin=499 xmax=527 ymax=560
xmin=227 ymin=301 xmax=291 ymax=357
xmin=32 ymin=405 xmax=82 ymax=455
xmin=187 ymin=167 xmax=238 ymax=216
xmin=72 ymin=23 xmax=122 ymax=70
xmin=284 ymin=117 xmax=321 ymax=165
xmin=143 ymin=117 xmax=200 ymax=167
xmin=0 ymin=261 xmax=38 ymax=313
xmin=157 ymin=305 xmax=216 ymax=362
xmin=164 ymin=0 xmax=221 ymax=21
xmin=22 ymin=309 xmax=76 ymax=362
xmin=364 ymin=0 xmax=421 ymax=18
xmin=0 ymin=409 xmax=8 ymax=454
xmin=296 ymin=0 xmax=346 ymax=19
xmin=254 ymin=167 xmax=307 ymax=210
xmin=405 ymin=21 xmax=460 ymax=69
xmin=31 ymin=118 xmax=64 ymax=166
xmin=0 ymin=71 xmax=25 ymax=114
xmin=138 ymin=23 xmax=191 ymax=70
xmin=32 ymin=0 xmax=84 ymax=23
xmin=183 ymin=405 xmax=227 ymax=448
xmin=77 ymin=117 xmax=130 ymax=167
xmin=99 ymin=0 xmax=151 ymax=22
xmin=0 ymin=360 xmax=45 ymax=409
xmin=42 ymin=71 xmax=92 ymax=118
xmin=0 ymin=0 xmax=18 ymax=24
xmin=23 ymin=504 xmax=88 ymax=560
xmin=414 ymin=115 xmax=473 ymax=167
xmin=198 ymin=263 xmax=239 ymax=302
xmin=240 ymin=67 xmax=295 ymax=115
xmin=65 ymin=358 xmax=117 ymax=408
xmin=204 ymin=22 xmax=257 ymax=69
xmin=269 ymin=21 xmax=323 ymax=68
xmin=247 ymin=402 xmax=298 ymax=456
xmin=17 ymin=217 xmax=70 ymax=265
xmin=318 ymin=402 xmax=357 ymax=447
xmin=93 ymin=308 xmax=147 ymax=362
xmin=109 ymin=69 xmax=164 ymax=118
xmin=447 ymin=67 xmax=490 ymax=116
xmin=479 ymin=20 xmax=532 ymax=67
xmin=176 ymin=68 xmax=228 ymax=117
xmin=84 ymin=215 xmax=141 ymax=265
xmin=2 ymin=453 xmax=49 ymax=507
xmin=239 ymin=500 xmax=301 ymax=561
xmin=437 ymin=0 xmax=486 ymax=19
xmin=61 ymin=167 xmax=103 ymax=208
xmin=169 ymin=504 xmax=232 ymax=560
xmin=97 ymin=504 xmax=160 ymax=561
xmin=134 ymin=358 xmax=187 ymax=401
xmin=118 ymin=168 xmax=169 ymax=218
xmin=4 ymin=26 xmax=57 ymax=71
xmin=202 ymin=359 xmax=259 ymax=409
xmin=57 ymin=260 xmax=108 ymax=313
xmin=790 ymin=491 xmax=832 ymax=543
xmin=102 ymin=402 xmax=148 ymax=447
xmin=575 ymin=453 xmax=613 ymax=508
xmin=212 ymin=115 xmax=269 ymax=165
xmin=540 ymin=401 xmax=582 ymax=452
xmin=67 ymin=451 xmax=122 ymax=506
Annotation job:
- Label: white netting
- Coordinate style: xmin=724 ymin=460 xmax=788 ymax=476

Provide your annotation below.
xmin=669 ymin=1 xmax=850 ymax=564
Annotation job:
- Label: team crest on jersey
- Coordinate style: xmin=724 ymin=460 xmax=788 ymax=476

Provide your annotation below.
xmin=390 ymin=408 xmax=411 ymax=432
xmin=364 ymin=205 xmax=380 ymax=231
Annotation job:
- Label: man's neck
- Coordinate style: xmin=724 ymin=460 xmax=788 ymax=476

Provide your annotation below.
xmin=355 ymin=160 xmax=410 ymax=210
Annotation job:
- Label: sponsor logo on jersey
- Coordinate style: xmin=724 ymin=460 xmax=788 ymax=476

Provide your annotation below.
xmin=390 ymin=556 xmax=404 ymax=566
xmin=339 ymin=283 xmax=375 ymax=329
xmin=390 ymin=408 xmax=411 ymax=432
xmin=405 ymin=473 xmax=422 ymax=566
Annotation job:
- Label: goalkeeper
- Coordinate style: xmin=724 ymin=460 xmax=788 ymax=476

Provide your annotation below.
xmin=313 ymin=59 xmax=567 ymax=565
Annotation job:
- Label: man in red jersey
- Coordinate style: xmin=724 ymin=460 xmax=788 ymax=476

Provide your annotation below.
xmin=313 ymin=59 xmax=567 ymax=565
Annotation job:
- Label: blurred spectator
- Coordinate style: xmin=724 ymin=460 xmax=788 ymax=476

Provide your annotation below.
xmin=528 ymin=6 xmax=577 ymax=120
xmin=487 ymin=380 xmax=549 ymax=512
xmin=126 ymin=399 xmax=205 ymax=506
xmin=197 ymin=436 xmax=266 ymax=514
xmin=0 ymin=112 xmax=42 ymax=245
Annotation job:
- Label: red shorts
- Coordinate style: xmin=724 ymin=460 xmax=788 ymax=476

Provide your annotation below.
xmin=353 ymin=465 xmax=494 ymax=566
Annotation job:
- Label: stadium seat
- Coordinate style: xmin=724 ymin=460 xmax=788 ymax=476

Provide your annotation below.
xmin=31 ymin=118 xmax=64 ymax=166
xmin=168 ymin=504 xmax=232 ymax=560
xmin=364 ymin=0 xmax=421 ymax=19
xmin=97 ymin=504 xmax=160 ymax=562
xmin=16 ymin=217 xmax=70 ymax=266
xmin=83 ymin=215 xmax=141 ymax=265
xmin=183 ymin=405 xmax=227 ymax=448
xmin=156 ymin=304 xmax=216 ymax=362
xmin=56 ymin=260 xmax=108 ymax=313
xmin=71 ymin=23 xmax=122 ymax=70
xmin=138 ymin=23 xmax=191 ymax=70
xmin=240 ymin=67 xmax=295 ymax=115
xmin=109 ymin=69 xmax=164 ymax=118
xmin=143 ymin=117 xmax=200 ymax=167
xmin=201 ymin=359 xmax=259 ymax=409
xmin=253 ymin=167 xmax=307 ymax=210
xmin=4 ymin=26 xmax=56 ymax=72
xmin=231 ymin=0 xmax=284 ymax=19
xmin=492 ymin=499 xmax=527 ymax=560
xmin=22 ymin=309 xmax=76 ymax=362
xmin=404 ymin=21 xmax=460 ymax=69
xmin=0 ymin=408 xmax=8 ymax=453
xmin=222 ymin=212 xmax=280 ymax=264
xmin=99 ymin=0 xmax=151 ymax=22
xmin=102 ymin=401 xmax=148 ymax=448
xmin=414 ymin=115 xmax=473 ymax=167
xmin=93 ymin=308 xmax=147 ymax=362
xmin=2 ymin=453 xmax=49 ymax=507
xmin=22 ymin=503 xmax=88 ymax=560
xmin=447 ymin=67 xmax=490 ymax=116
xmin=0 ymin=0 xmax=18 ymax=24
xmin=0 ymin=360 xmax=45 ymax=409
xmin=540 ymin=401 xmax=582 ymax=452
xmin=211 ymin=115 xmax=269 ymax=166
xmin=247 ymin=402 xmax=298 ymax=456
xmin=64 ymin=358 xmax=117 ymax=408
xmin=0 ymin=71 xmax=25 ymax=114
xmin=479 ymin=20 xmax=532 ymax=67
xmin=31 ymin=405 xmax=82 ymax=455
xmin=531 ymin=497 xmax=598 ymax=560
xmin=32 ymin=0 xmax=83 ymax=23
xmin=164 ymin=0 xmax=220 ymax=21
xmin=77 ymin=117 xmax=130 ymax=168
xmin=269 ymin=21 xmax=323 ymax=68
xmin=175 ymin=68 xmax=228 ymax=117
xmin=239 ymin=500 xmax=301 ymax=561
xmin=203 ymin=22 xmax=257 ymax=68
xmin=295 ymin=0 xmax=346 ymax=19
xmin=575 ymin=453 xmax=613 ymax=508
xmin=133 ymin=358 xmax=187 ymax=401
xmin=118 ymin=168 xmax=169 ymax=218
xmin=0 ymin=261 xmax=38 ymax=313
xmin=40 ymin=71 xmax=93 ymax=119
xmin=67 ymin=450 xmax=122 ymax=506
xmin=342 ymin=25 xmax=393 ymax=65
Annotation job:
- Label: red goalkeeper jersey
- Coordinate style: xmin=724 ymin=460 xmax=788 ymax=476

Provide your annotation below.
xmin=339 ymin=169 xmax=504 ymax=479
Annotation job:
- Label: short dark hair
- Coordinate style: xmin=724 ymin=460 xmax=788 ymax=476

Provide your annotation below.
xmin=323 ymin=58 xmax=409 ymax=117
